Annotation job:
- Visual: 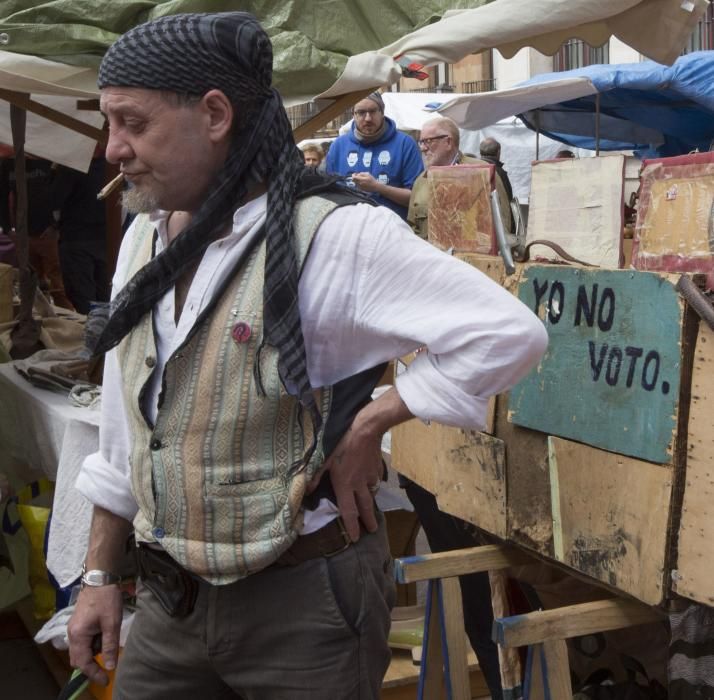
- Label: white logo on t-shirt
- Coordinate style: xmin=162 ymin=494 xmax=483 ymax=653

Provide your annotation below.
xmin=363 ymin=151 xmax=373 ymax=167
xmin=378 ymin=150 xmax=391 ymax=166
xmin=347 ymin=152 xmax=358 ymax=167
xmin=378 ymin=173 xmax=389 ymax=185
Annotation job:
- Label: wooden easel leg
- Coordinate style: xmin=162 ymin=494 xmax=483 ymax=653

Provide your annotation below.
xmin=526 ymin=640 xmax=571 ymax=700
xmin=417 ymin=578 xmax=471 ymax=700
xmin=542 ymin=639 xmax=571 ymax=700
xmin=525 ymin=644 xmax=545 ymax=700
xmin=439 ymin=576 xmax=471 ymax=700
xmin=418 ymin=580 xmax=445 ymax=700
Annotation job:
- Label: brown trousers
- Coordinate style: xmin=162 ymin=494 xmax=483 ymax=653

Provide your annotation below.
xmin=115 ymin=516 xmax=395 ymax=700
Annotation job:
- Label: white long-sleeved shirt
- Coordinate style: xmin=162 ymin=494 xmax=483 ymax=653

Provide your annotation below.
xmin=76 ymin=194 xmax=547 ymax=527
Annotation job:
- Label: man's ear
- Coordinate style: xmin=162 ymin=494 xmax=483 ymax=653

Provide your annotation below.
xmin=202 ymin=89 xmax=234 ymax=143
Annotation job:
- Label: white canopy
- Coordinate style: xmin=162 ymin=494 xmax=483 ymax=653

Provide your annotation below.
xmin=316 ymin=0 xmax=707 ymax=98
xmin=430 ymin=78 xmax=598 ymax=131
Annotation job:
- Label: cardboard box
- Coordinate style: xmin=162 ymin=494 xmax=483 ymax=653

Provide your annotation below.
xmin=427 ymin=164 xmax=496 ymax=254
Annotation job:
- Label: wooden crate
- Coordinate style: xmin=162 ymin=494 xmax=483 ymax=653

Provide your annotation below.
xmin=391 ymin=420 xmax=507 ymax=539
xmin=548 ymin=437 xmax=672 ymax=605
xmin=673 ymin=320 xmax=714 ymax=605
xmin=390 ymin=261 xmax=702 ymax=605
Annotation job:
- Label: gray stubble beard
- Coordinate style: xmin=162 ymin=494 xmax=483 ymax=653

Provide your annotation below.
xmin=122 ymin=187 xmax=160 ymax=214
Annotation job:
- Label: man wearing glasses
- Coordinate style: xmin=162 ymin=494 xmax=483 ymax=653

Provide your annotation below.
xmin=325 ymin=92 xmax=423 ymax=220
xmin=407 ymin=117 xmax=512 ymax=239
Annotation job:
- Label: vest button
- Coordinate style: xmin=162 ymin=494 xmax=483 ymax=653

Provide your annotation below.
xmin=152 ymin=527 xmax=165 ymax=539
xmin=150 ymin=439 xmax=162 ymax=451
xmin=231 ymin=321 xmax=252 ymax=344
xmin=145 ymin=355 xmax=156 ymax=368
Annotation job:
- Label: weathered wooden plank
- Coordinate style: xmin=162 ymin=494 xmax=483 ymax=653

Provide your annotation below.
xmin=510 ymin=266 xmax=684 ymax=464
xmin=455 ymin=252 xmax=506 ymax=285
xmin=674 ymin=321 xmax=714 ymax=605
xmin=394 ymin=544 xmax=534 ymax=584
xmin=433 ymin=432 xmax=506 ymax=538
xmin=548 ymin=436 xmax=673 ymax=605
xmin=390 ymin=421 xmax=504 ymax=534
xmin=493 ymin=598 xmax=663 ymax=648
xmin=495 ymin=392 xmax=553 ymax=557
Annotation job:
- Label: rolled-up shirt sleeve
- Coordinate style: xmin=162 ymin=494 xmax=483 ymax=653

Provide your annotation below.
xmin=75 ymin=344 xmax=138 ymax=521
xmin=301 ymin=203 xmax=548 ymax=430
xmin=74 ymin=218 xmax=140 ymax=522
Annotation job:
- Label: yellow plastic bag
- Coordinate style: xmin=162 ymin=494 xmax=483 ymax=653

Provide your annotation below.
xmin=12 ymin=479 xmax=55 ymax=620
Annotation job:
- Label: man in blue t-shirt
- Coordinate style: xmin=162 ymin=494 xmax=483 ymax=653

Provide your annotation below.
xmin=326 ymin=92 xmax=423 ymax=220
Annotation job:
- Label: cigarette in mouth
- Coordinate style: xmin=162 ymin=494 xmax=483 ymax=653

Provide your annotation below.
xmin=97 ymin=173 xmax=125 ymax=201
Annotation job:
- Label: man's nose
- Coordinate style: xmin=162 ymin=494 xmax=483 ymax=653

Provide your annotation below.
xmin=104 ymin=130 xmax=133 ymax=165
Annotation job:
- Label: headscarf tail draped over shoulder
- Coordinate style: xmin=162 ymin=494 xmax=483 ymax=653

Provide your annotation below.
xmin=95 ymin=12 xmax=321 ymax=469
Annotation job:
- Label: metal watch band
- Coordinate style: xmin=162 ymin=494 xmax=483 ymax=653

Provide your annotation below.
xmin=81 ymin=565 xmax=121 ymax=588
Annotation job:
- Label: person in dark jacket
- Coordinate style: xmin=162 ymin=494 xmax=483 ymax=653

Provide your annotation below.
xmin=51 ymin=157 xmax=109 ymax=313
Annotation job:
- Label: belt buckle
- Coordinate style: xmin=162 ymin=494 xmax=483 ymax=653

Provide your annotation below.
xmin=324 ymin=516 xmax=352 ymax=558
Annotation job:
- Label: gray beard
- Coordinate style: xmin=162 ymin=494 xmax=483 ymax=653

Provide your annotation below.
xmin=122 ymin=187 xmax=160 ymax=214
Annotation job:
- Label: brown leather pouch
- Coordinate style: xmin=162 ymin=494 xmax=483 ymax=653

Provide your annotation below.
xmin=135 ymin=545 xmax=199 ymax=618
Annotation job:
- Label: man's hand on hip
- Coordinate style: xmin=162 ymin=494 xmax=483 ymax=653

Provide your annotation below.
xmin=313 ymin=424 xmax=383 ymax=542
xmin=308 ymin=386 xmax=414 ymax=542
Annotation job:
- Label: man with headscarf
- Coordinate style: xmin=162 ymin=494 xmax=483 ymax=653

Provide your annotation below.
xmin=325 ymin=92 xmax=423 ymax=220
xmin=67 ymin=13 xmax=548 ymax=699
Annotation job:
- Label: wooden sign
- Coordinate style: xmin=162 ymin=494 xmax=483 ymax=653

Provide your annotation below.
xmin=510 ymin=266 xmax=683 ymax=464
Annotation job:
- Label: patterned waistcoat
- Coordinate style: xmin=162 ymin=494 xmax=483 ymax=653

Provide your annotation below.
xmin=117 ymin=197 xmax=338 ymax=584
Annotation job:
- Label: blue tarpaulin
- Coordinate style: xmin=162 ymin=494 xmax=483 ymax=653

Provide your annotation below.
xmin=517 ymin=51 xmax=714 ymax=157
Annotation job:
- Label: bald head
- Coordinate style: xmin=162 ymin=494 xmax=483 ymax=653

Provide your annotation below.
xmin=479 ymin=137 xmax=501 ymax=160
xmin=418 ymin=117 xmax=460 ymax=167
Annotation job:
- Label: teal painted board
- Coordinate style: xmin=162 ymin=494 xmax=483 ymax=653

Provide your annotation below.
xmin=509 ymin=266 xmax=683 ymax=464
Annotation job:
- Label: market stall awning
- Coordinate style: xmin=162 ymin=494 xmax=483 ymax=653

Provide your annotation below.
xmin=435 ymin=51 xmax=714 ymax=157
xmin=430 ymin=78 xmax=600 ymax=130
xmin=516 ymin=51 xmax=714 ymax=156
xmin=0 ymin=0 xmax=708 ymax=167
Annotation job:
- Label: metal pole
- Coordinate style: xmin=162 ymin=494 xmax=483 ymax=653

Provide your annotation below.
xmin=9 ymin=101 xmax=41 ymax=358
xmin=535 ymin=110 xmax=541 ymax=160
xmin=595 ymin=93 xmax=601 ymax=156
xmin=9 ymin=103 xmax=33 ymax=322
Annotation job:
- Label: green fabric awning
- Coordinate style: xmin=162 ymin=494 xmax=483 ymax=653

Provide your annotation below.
xmin=0 ymin=0 xmax=490 ymax=97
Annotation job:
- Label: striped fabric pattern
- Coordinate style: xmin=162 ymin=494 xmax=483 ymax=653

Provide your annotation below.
xmin=119 ymin=198 xmax=338 ymax=583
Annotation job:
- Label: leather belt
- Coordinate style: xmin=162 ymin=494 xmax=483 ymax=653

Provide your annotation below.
xmin=275 ymin=516 xmax=364 ymax=567
xmin=135 ymin=517 xmax=364 ymax=617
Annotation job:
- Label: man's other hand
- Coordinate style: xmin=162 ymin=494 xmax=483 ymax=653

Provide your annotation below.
xmin=68 ymin=584 xmax=123 ymax=686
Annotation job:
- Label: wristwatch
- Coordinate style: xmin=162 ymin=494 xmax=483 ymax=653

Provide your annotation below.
xmin=81 ymin=563 xmax=121 ymax=589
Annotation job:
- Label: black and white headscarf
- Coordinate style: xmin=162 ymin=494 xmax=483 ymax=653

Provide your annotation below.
xmin=95 ymin=12 xmax=321 ymax=450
